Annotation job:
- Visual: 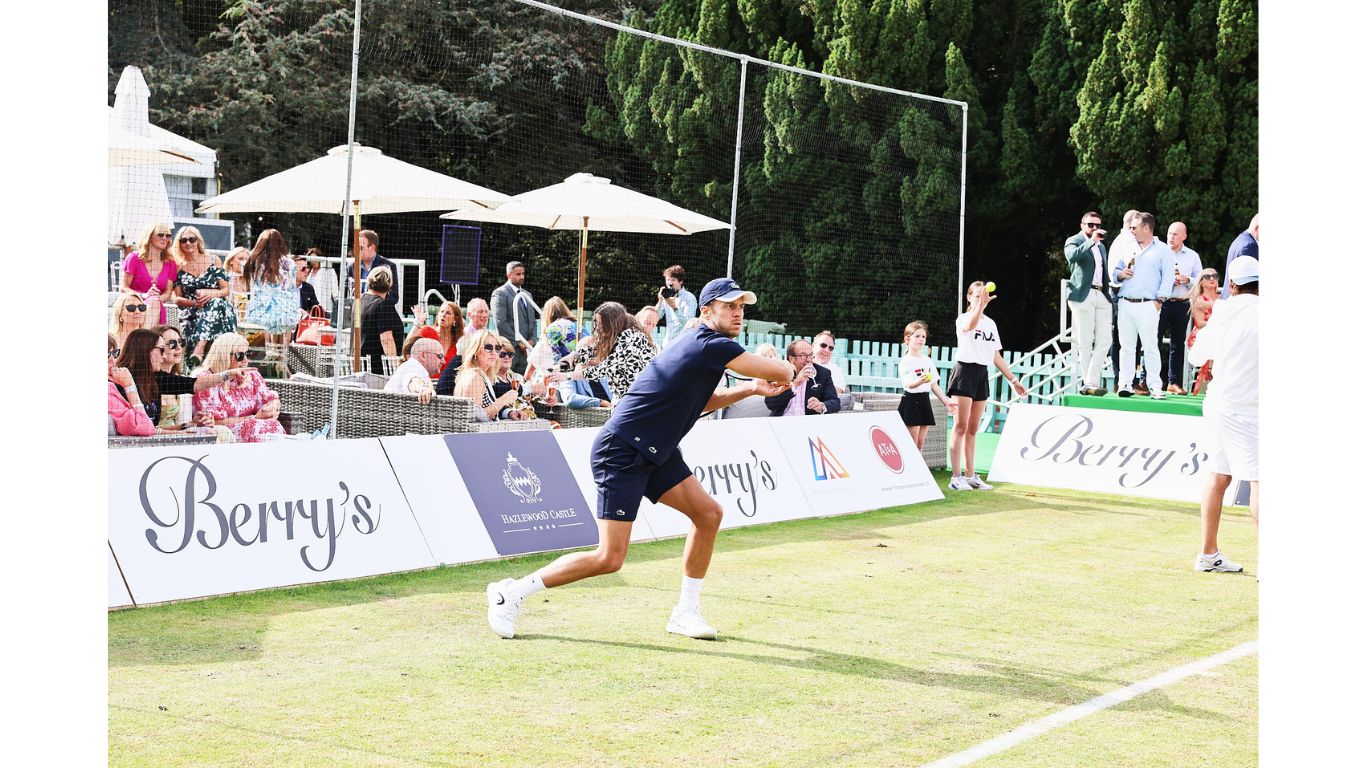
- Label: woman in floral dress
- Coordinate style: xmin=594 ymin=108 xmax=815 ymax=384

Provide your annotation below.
xmin=171 ymin=225 xmax=237 ymax=362
xmin=192 ymin=333 xmax=286 ymax=443
xmin=244 ymin=229 xmax=300 ymax=346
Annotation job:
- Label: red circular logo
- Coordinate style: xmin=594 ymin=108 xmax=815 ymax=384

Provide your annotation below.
xmin=869 ymin=426 xmax=904 ymax=474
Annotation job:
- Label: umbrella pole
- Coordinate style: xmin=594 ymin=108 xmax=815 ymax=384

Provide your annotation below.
xmin=351 ymin=204 xmax=363 ymax=371
xmin=577 ymin=219 xmax=588 ymax=329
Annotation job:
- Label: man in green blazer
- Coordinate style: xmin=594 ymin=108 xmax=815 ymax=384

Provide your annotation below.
xmin=1064 ymin=211 xmax=1112 ymax=396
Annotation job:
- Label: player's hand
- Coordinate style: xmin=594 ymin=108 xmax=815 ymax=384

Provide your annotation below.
xmin=751 ymin=379 xmax=789 ymax=397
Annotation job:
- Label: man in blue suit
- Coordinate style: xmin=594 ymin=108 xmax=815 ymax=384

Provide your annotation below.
xmin=764 ymin=339 xmax=842 ymax=416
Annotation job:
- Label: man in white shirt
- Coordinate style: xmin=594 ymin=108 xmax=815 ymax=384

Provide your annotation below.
xmin=384 ymin=338 xmax=443 ymax=404
xmin=1187 ymin=255 xmax=1259 ymax=574
xmin=811 ymin=330 xmax=849 ymax=393
xmin=1107 ymin=210 xmax=1142 ymax=392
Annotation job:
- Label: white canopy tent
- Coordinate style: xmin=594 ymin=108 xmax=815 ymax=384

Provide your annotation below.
xmin=107 ymin=66 xmax=217 ymax=247
xmin=441 ymin=172 xmax=731 ymax=324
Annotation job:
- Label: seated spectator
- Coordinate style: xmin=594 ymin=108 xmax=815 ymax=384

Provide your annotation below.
xmin=493 ymin=336 xmax=528 ymax=399
xmin=359 ymin=266 xmax=404 ymax=374
xmin=526 ymin=296 xmax=581 ymax=383
xmin=116 ymin=328 xmax=249 ymax=428
xmin=192 ymin=333 xmax=286 ymax=443
xmin=636 ymin=305 xmax=660 ymax=339
xmin=566 ymin=301 xmax=656 ymax=396
xmin=454 ymin=330 xmax=525 ymax=421
xmin=755 ymin=343 xmax=779 ymax=360
xmin=293 ymin=255 xmax=322 ymax=316
xmin=384 ymin=338 xmax=442 ymax=404
xmin=110 ymin=292 xmax=152 ymax=347
xmin=461 ymin=297 xmax=491 ymax=341
xmin=108 ymin=334 xmax=156 ymax=437
xmin=812 ymin=330 xmax=849 ymax=393
xmin=560 ymin=376 xmax=614 ymax=410
xmin=408 ymin=300 xmax=464 ymax=379
xmin=151 ymin=324 xmax=191 ymax=430
xmin=764 ymin=338 xmax=842 ymax=416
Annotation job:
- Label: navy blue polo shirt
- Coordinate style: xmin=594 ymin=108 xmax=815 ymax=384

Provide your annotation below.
xmin=600 ymin=325 xmax=745 ymax=465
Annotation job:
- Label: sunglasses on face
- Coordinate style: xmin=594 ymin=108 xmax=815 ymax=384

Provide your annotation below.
xmin=1201 ymin=274 xmax=1218 ymax=280
xmin=481 ymin=344 xmax=498 ymax=353
xmin=164 ymin=339 xmax=184 ymax=350
xmin=109 ymin=347 xmax=121 ymax=358
xmin=152 ymin=346 xmax=167 ymax=354
xmin=817 ymin=342 xmax=834 ymax=350
xmin=179 ymin=236 xmax=198 ymax=244
xmin=155 ymin=232 xmax=172 ymax=238
xmin=1084 ymin=222 xmax=1101 ymax=228
xmin=125 ymin=304 xmax=147 ymax=313
xmin=790 ymin=352 xmax=813 ymax=359
xmin=231 ymin=351 xmax=248 ymax=361
xmin=498 ymin=351 xmax=514 ymax=359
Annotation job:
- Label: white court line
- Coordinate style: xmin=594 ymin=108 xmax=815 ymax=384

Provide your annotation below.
xmin=920 ymin=641 xmax=1258 ymax=768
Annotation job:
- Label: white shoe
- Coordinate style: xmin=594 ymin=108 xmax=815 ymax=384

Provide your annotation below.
xmin=1194 ymin=552 xmax=1243 ymax=573
xmin=666 ymin=605 xmax=717 ymax=640
xmin=948 ymin=475 xmax=974 ymax=491
xmin=487 ymin=578 xmax=523 ymax=638
xmin=965 ymin=474 xmax=993 ymax=490
xmin=1149 ymin=390 xmax=1167 ymax=400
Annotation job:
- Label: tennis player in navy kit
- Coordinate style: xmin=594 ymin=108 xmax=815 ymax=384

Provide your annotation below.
xmin=487 ymin=278 xmax=797 ymax=639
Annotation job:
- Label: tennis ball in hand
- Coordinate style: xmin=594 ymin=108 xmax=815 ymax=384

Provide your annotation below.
xmin=984 ymin=281 xmax=997 ymax=293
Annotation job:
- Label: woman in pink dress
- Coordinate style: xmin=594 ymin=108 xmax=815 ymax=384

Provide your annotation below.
xmin=191 ymin=333 xmax=286 ymax=443
xmin=1186 ymin=267 xmax=1221 ymax=395
xmin=121 ymin=223 xmax=177 ymax=324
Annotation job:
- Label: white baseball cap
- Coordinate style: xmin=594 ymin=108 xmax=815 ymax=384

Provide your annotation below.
xmin=1228 ymin=255 xmax=1259 ymax=286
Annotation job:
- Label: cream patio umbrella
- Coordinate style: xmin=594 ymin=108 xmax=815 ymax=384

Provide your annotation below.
xmin=440 ymin=172 xmax=731 ymax=326
xmin=196 ymin=143 xmax=510 ymax=366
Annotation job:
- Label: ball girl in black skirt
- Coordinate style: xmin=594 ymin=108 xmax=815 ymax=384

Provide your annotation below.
xmin=898 ymin=321 xmax=957 ymax=451
xmin=946 ymin=281 xmax=1027 ymax=491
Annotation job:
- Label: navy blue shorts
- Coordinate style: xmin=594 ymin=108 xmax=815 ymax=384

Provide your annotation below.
xmin=590 ymin=429 xmax=692 ymax=522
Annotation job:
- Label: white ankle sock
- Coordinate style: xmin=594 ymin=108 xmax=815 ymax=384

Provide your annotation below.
xmin=679 ymin=576 xmax=704 ymax=610
xmin=508 ymin=573 xmax=546 ymax=601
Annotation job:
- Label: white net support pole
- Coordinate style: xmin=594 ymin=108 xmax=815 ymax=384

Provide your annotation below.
xmin=957 ymin=103 xmax=969 ymax=313
xmin=328 ymin=0 xmax=364 ymax=438
xmin=724 ymin=55 xmax=749 ymax=279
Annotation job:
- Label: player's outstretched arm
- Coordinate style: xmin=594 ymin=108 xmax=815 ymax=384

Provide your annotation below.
xmin=702 ymin=352 xmax=794 ymax=412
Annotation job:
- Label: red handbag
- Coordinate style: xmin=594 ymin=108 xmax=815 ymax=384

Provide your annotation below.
xmin=295 ymin=305 xmax=329 ymax=345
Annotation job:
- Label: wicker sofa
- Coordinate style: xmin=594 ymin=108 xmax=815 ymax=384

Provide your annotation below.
xmin=273 ymin=379 xmax=551 ymax=438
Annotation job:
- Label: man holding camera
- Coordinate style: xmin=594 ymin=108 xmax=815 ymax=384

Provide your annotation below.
xmin=1064 ymin=211 xmax=1112 ymax=396
xmin=656 ymin=264 xmax=697 ymax=348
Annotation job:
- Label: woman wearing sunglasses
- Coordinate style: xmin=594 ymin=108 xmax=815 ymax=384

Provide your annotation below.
xmin=108 ymin=334 xmax=156 ymax=437
xmin=454 ymin=330 xmax=525 ymax=421
xmin=150 ymin=324 xmax=191 ymax=430
xmin=121 ymin=222 xmax=177 ymax=324
xmin=116 ymin=329 xmax=250 ymax=431
xmin=493 ymin=335 xmax=534 ymax=399
xmin=171 ymin=225 xmax=237 ymax=362
xmin=1186 ymin=268 xmax=1222 ymax=395
xmin=243 ymin=229 xmax=301 ymax=349
xmin=191 ymin=333 xmax=286 ymax=443
xmin=109 ymin=292 xmax=152 ymax=347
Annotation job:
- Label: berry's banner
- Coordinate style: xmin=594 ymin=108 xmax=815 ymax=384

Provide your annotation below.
xmin=989 ymin=404 xmax=1247 ymax=504
xmin=109 ymin=413 xmax=943 ymax=608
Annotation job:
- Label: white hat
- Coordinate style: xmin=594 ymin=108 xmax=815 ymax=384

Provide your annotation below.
xmin=1228 ymin=255 xmax=1259 ymax=286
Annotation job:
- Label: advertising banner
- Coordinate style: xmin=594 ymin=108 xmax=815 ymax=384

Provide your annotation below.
xmin=108 ymin=440 xmax=436 ymax=605
xmin=378 ymin=435 xmax=499 ymax=565
xmin=442 ymin=431 xmax=598 ymax=556
xmin=768 ymin=412 xmax=944 ymax=515
xmin=109 ymin=544 xmax=133 ymax=609
xmin=989 ymin=404 xmax=1245 ymax=503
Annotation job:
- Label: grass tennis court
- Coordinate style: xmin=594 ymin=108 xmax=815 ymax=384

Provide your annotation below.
xmin=109 ymin=472 xmax=1257 ymax=767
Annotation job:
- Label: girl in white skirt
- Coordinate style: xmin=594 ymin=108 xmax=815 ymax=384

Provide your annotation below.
xmin=898 ymin=321 xmax=957 ymax=451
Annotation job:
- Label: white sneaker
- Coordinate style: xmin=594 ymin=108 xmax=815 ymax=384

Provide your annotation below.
xmin=1149 ymin=390 xmax=1167 ymax=400
xmin=1194 ymin=552 xmax=1243 ymax=573
xmin=948 ymin=475 xmax=974 ymax=491
xmin=487 ymin=578 xmax=524 ymax=638
xmin=965 ymin=474 xmax=993 ymax=490
xmin=666 ymin=605 xmax=717 ymax=640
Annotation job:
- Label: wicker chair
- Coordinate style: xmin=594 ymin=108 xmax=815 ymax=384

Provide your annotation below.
xmin=274 ymin=379 xmax=554 ymax=437
xmin=108 ymin=433 xmax=217 ymax=449
xmin=532 ymin=402 xmax=613 ymax=429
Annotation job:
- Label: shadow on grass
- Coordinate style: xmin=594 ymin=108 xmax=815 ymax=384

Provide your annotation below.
xmin=109 ymin=471 xmax=1222 ymax=669
xmin=519 ymin=633 xmax=1226 ymax=721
